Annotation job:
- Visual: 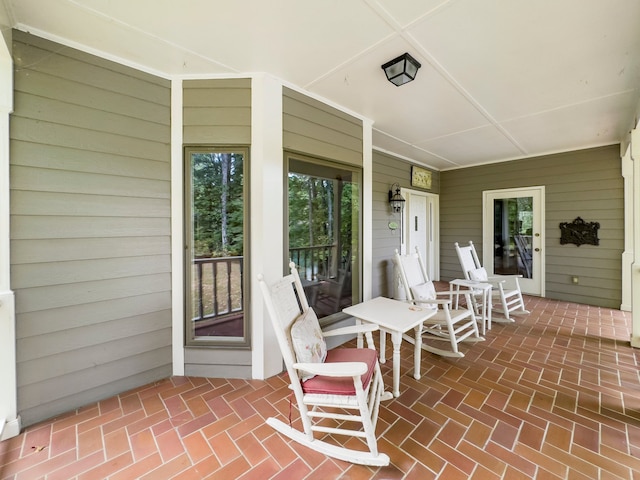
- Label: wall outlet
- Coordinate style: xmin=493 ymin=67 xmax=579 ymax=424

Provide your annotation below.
xmin=571 ymin=276 xmax=579 ymax=284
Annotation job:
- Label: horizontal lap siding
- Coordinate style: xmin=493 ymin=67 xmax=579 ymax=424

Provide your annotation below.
xmin=183 ymin=78 xmax=251 ymax=144
xmin=371 ymin=151 xmax=439 ymax=298
xmin=10 ymin=31 xmax=172 ymax=426
xmin=183 ymin=78 xmax=252 ymax=377
xmin=440 ymin=145 xmax=623 ymax=308
xmin=283 ymin=88 xmax=363 ymax=166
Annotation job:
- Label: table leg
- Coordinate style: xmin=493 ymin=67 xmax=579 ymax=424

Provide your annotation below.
xmin=487 ymin=288 xmax=492 ymax=331
xmin=356 ymin=319 xmax=364 ymax=349
xmin=413 ymin=324 xmax=422 ymax=380
xmin=390 ymin=330 xmax=402 ymax=397
xmin=480 ymin=290 xmax=486 ymax=336
xmin=379 ymin=330 xmax=386 ymax=364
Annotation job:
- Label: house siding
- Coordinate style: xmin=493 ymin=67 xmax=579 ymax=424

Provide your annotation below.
xmin=371 ymin=150 xmax=440 ymax=298
xmin=10 ymin=31 xmax=172 ymax=427
xmin=440 ymin=145 xmax=623 ymax=308
xmin=182 ymin=78 xmax=252 ymax=378
xmin=283 ymin=87 xmax=363 ymax=166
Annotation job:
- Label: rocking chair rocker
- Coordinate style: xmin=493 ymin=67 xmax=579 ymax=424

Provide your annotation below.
xmin=257 ymin=263 xmax=392 ymax=466
xmin=394 ymin=248 xmax=484 ymax=358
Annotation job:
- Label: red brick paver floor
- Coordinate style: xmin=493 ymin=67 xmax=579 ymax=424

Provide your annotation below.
xmin=1 ymin=294 xmax=639 ymax=479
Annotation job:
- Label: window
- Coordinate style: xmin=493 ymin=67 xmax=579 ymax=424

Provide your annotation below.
xmin=184 ymin=147 xmax=249 ymax=347
xmin=286 ymin=153 xmax=361 ymax=321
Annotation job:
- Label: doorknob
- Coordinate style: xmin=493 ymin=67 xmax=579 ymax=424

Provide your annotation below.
xmin=534 ymin=248 xmax=540 ymax=252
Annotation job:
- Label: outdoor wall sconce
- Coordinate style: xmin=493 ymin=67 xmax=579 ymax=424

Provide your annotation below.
xmin=388 ymin=183 xmax=405 ymax=213
xmin=381 ymin=53 xmax=421 ymax=86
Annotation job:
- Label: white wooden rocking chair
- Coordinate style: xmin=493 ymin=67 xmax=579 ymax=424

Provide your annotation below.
xmin=257 ymin=263 xmax=392 ymax=467
xmin=393 ymin=248 xmax=484 ymax=358
xmin=454 ymin=241 xmax=529 ymax=322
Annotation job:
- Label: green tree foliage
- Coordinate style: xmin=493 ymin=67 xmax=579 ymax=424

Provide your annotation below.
xmin=288 ymin=173 xmax=355 ymax=266
xmin=191 ymin=152 xmax=244 ymax=258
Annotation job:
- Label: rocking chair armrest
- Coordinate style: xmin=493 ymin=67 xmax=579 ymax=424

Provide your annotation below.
xmin=322 ymin=323 xmax=378 ymax=338
xmin=483 ymin=277 xmax=507 ymax=286
xmin=293 ymin=361 xmax=368 ymax=377
xmin=486 ymin=275 xmax=521 ymax=281
xmin=414 ymin=298 xmax=450 ymax=306
xmin=435 ymin=289 xmax=473 ymax=297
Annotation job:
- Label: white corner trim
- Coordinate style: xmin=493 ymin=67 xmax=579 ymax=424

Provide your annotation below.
xmin=171 ymin=79 xmax=185 ymax=375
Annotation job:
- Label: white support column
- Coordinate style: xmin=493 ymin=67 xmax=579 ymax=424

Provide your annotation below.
xmin=362 ymin=119 xmax=373 ymax=301
xmin=0 ymin=27 xmax=20 ymax=440
xmin=251 ymin=74 xmax=284 ymax=379
xmin=170 ymin=79 xmax=185 ymax=375
xmin=630 ymin=127 xmax=640 ymax=348
xmin=621 ymin=144 xmax=633 ymax=311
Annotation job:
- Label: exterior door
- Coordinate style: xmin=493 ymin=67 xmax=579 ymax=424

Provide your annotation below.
xmin=402 ymin=189 xmax=439 ymax=280
xmin=483 ymin=186 xmax=544 ymax=295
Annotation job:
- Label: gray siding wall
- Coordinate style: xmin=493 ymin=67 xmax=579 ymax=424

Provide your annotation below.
xmin=183 ymin=78 xmax=251 ymax=144
xmin=371 ymin=150 xmax=440 ymax=298
xmin=440 ymin=145 xmax=623 ymax=308
xmin=283 ymin=87 xmax=363 ymax=166
xmin=182 ymin=78 xmax=252 ymax=377
xmin=10 ymin=31 xmax=172 ymax=427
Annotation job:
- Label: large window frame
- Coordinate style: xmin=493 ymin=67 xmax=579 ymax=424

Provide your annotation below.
xmin=184 ymin=146 xmax=251 ymax=348
xmin=285 ymin=151 xmax=362 ymax=325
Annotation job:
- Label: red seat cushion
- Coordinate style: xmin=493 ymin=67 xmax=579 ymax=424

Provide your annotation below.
xmin=301 ymin=348 xmax=378 ymax=395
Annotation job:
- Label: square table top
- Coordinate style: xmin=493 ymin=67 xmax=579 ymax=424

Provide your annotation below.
xmin=343 ymin=296 xmax=436 ymax=332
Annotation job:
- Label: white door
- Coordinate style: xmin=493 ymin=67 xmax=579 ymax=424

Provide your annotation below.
xmin=483 ymin=186 xmax=545 ymax=296
xmin=402 ymin=189 xmax=439 ymax=280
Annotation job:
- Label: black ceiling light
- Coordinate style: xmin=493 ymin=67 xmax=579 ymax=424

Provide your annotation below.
xmin=381 ymin=53 xmax=421 ymax=86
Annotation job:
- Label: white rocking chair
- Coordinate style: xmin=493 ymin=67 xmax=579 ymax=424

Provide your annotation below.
xmin=393 ymin=248 xmax=484 ymax=358
xmin=257 ymin=263 xmax=392 ymax=467
xmin=454 ymin=241 xmax=529 ymax=322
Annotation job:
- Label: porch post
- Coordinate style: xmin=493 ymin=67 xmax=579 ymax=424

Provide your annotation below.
xmin=251 ymin=74 xmax=284 ymax=379
xmin=362 ymin=118 xmax=373 ymax=301
xmin=0 ymin=25 xmax=20 ymax=439
xmin=621 ymin=144 xmax=633 ymax=311
xmin=630 ymin=127 xmax=640 ymax=348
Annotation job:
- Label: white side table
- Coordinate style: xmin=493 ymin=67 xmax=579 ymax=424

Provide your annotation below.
xmin=449 ymin=279 xmax=492 ymax=335
xmin=343 ymin=297 xmax=436 ymax=397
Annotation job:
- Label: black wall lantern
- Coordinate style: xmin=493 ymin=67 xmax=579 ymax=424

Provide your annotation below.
xmin=388 ymin=183 xmax=405 ymax=212
xmin=381 ymin=53 xmax=421 ymax=86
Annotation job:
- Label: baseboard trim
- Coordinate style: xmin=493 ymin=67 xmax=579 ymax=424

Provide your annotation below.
xmin=0 ymin=415 xmax=21 ymax=440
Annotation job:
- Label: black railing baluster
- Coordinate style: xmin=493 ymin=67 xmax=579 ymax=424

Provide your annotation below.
xmin=197 ymin=261 xmax=204 ymax=321
xmin=226 ymin=259 xmax=232 ymax=314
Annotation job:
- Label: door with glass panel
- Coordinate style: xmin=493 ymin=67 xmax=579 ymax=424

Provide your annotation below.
xmin=184 ymin=147 xmax=249 ymax=346
xmin=483 ymin=187 xmax=544 ymax=296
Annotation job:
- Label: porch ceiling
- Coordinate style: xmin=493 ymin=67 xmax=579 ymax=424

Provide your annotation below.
xmin=4 ymin=0 xmax=640 ymax=170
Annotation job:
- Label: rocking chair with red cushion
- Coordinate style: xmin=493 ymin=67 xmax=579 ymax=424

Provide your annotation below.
xmin=257 ymin=262 xmax=392 ymax=466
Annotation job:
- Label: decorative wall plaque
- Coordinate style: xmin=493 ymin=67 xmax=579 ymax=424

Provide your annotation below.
xmin=411 ymin=166 xmax=432 ymax=189
xmin=559 ymin=217 xmax=600 ymax=247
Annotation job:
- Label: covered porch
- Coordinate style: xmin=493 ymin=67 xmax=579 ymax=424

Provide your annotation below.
xmin=1 ymin=294 xmax=637 ymax=478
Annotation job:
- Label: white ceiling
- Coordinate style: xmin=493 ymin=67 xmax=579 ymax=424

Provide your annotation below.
xmin=3 ymin=0 xmax=640 ymax=170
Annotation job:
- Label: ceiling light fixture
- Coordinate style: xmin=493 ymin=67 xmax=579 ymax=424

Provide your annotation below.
xmin=381 ymin=53 xmax=421 ymax=86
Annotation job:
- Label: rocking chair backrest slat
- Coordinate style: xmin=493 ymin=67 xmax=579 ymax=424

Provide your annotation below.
xmin=397 ymin=253 xmax=427 ymax=288
xmin=455 ymin=241 xmax=481 ymax=279
xmin=258 ymin=263 xmax=310 ymax=369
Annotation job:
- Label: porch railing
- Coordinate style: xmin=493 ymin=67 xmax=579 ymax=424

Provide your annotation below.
xmin=289 ymin=244 xmax=336 ymax=281
xmin=193 ymin=256 xmax=243 ymax=322
xmin=192 ymin=246 xmax=348 ymax=323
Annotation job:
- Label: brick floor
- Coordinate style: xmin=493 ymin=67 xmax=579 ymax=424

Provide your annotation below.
xmin=1 ymin=294 xmax=639 ymax=479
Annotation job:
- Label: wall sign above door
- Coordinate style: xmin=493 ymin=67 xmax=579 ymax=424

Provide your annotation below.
xmin=411 ymin=166 xmax=432 ymax=189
